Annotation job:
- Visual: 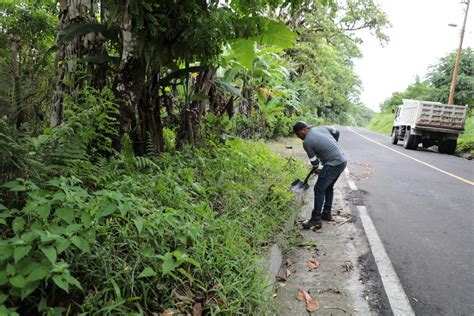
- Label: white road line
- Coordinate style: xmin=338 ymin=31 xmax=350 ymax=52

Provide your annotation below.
xmin=357 ymin=206 xmax=415 ymax=316
xmin=348 ymin=181 xmax=358 ymax=191
xmin=348 ymin=127 xmax=474 ymax=186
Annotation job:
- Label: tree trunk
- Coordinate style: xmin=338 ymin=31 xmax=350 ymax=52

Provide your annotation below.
xmin=51 ymin=0 xmax=99 ymax=127
xmin=176 ymin=70 xmax=215 ymax=147
xmin=112 ymin=0 xmax=147 ymax=154
xmin=10 ymin=35 xmax=23 ymax=128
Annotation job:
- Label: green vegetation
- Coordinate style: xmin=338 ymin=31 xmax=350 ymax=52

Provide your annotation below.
xmin=0 ymin=0 xmax=389 ymax=313
xmin=1 ymin=109 xmax=306 ymax=314
xmin=458 ymin=116 xmax=474 ymax=155
xmin=367 ymin=112 xmax=395 ymax=135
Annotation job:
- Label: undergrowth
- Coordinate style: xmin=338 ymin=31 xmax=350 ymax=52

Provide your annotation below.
xmin=0 ymin=94 xmax=306 ymax=314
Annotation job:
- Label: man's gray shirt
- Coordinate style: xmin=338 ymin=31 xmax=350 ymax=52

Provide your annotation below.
xmin=303 ymin=126 xmax=347 ymax=166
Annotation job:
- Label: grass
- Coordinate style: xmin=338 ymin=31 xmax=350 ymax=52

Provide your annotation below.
xmin=366 ymin=112 xmax=395 ymax=135
xmin=458 ymin=115 xmax=474 ymax=155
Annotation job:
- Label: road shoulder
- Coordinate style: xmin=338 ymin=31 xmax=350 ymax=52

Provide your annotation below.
xmin=267 ymin=138 xmax=388 ymax=315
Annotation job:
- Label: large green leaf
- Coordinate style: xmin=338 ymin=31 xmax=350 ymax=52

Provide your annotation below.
xmin=52 ymin=275 xmax=68 ymax=293
xmin=210 ymin=80 xmax=241 ymax=97
xmin=58 ymin=23 xmax=109 ymax=42
xmin=230 ymin=39 xmax=255 ymax=70
xmin=14 ymin=246 xmax=31 ymax=263
xmin=9 ymin=275 xmax=26 ymax=289
xmin=259 ymin=20 xmax=297 ymax=49
xmin=12 ymin=217 xmax=25 ymax=234
xmin=26 ymin=265 xmax=50 ymax=283
xmin=56 ymin=207 xmax=74 ymax=224
xmin=71 ymin=236 xmax=90 ymax=253
xmin=40 ymin=246 xmax=56 ymax=264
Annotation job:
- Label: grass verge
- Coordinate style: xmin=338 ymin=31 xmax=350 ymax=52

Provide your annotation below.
xmin=366 ymin=112 xmax=394 ymax=135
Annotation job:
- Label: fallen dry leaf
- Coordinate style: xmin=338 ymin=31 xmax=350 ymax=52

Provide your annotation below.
xmin=276 ymin=266 xmax=289 ymax=281
xmin=286 ymin=258 xmax=296 ymax=267
xmin=307 ymin=258 xmax=320 ymax=271
xmin=192 ymin=303 xmax=202 ymax=316
xmin=342 ymin=261 xmax=353 ymax=273
xmin=306 ymin=298 xmax=320 ymax=312
xmin=160 ymin=309 xmax=175 ymax=316
xmin=297 ymin=290 xmax=312 ymax=302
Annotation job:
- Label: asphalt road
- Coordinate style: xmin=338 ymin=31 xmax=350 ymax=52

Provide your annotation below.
xmin=338 ymin=126 xmax=474 ymax=315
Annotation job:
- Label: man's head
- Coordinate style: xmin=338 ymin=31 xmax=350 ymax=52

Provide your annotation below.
xmin=293 ymin=121 xmax=310 ymax=140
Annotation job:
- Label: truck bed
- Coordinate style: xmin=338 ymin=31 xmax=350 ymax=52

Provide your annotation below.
xmin=402 ymin=99 xmax=467 ymax=132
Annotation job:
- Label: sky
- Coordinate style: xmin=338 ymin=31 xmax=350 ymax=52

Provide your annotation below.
xmin=354 ymin=0 xmax=474 ymax=112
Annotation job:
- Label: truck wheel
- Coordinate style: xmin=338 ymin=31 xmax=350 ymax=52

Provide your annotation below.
xmin=439 ymin=139 xmax=457 ymax=155
xmin=391 ymin=128 xmax=398 ymax=145
xmin=403 ymin=129 xmax=417 ymax=150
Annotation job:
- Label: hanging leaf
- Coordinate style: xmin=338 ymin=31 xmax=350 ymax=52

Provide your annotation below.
xmin=81 ymin=55 xmax=120 ymax=65
xmin=230 ymin=39 xmax=255 ymax=70
xmin=210 ymin=80 xmax=241 ymax=97
xmin=259 ymin=20 xmax=297 ymax=49
xmin=58 ymin=23 xmax=112 ymax=42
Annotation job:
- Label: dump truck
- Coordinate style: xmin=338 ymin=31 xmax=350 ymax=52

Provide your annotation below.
xmin=391 ymin=99 xmax=468 ymax=155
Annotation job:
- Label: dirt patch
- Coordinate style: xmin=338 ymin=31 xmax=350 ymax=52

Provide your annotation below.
xmin=348 ymin=162 xmax=374 ymax=181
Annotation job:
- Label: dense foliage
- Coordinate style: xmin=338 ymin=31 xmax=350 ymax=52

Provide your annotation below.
xmin=1 ymin=0 xmax=389 ymax=313
xmin=1 ymin=110 xmax=305 ymax=314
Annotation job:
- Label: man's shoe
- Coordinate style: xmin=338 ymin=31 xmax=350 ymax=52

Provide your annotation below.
xmin=302 ymin=220 xmax=322 ymax=230
xmin=321 ymin=213 xmax=333 ymax=221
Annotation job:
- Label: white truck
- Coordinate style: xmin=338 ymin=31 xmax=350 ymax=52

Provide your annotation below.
xmin=391 ymin=99 xmax=468 ymax=155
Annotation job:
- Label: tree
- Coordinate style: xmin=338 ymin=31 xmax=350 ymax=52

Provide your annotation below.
xmin=0 ymin=0 xmax=57 ymax=128
xmin=426 ymin=48 xmax=474 ymax=109
xmin=379 ymin=76 xmax=436 ymax=112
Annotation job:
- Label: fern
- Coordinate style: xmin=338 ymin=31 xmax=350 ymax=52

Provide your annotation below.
xmin=145 ymin=131 xmax=160 ymax=157
xmin=133 ymin=156 xmax=160 ymax=171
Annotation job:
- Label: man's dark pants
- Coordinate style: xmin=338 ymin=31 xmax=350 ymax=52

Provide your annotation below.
xmin=311 ymin=161 xmax=347 ymax=221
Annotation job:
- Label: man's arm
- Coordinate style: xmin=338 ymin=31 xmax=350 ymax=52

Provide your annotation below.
xmin=303 ymin=142 xmax=319 ymax=166
xmin=326 ymin=127 xmax=340 ymax=142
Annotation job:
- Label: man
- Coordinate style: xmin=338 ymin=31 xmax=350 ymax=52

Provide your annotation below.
xmin=293 ymin=121 xmax=347 ymax=230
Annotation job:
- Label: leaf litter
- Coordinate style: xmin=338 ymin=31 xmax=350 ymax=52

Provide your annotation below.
xmin=297 ymin=290 xmax=320 ymax=312
xmin=307 ymin=258 xmax=320 ymax=271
